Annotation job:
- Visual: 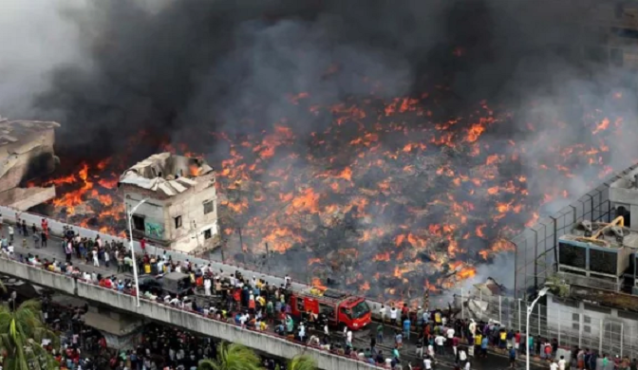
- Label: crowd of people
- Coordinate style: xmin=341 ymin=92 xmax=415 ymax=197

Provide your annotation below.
xmin=35 ymin=294 xmax=291 ymax=370
xmin=4 ymin=214 xmax=638 ymax=370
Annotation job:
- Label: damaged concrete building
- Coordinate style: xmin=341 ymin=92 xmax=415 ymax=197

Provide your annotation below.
xmin=118 ymin=152 xmax=219 ymax=253
xmin=0 ymin=118 xmax=60 ymax=210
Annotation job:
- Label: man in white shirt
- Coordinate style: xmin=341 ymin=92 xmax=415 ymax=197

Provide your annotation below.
xmin=379 ymin=305 xmax=386 ymax=322
xmin=434 ymin=335 xmax=446 ymax=355
xmin=423 ymin=356 xmax=433 ymax=370
xmin=446 ymin=327 xmax=455 ymax=340
xmin=298 ymin=323 xmax=306 ymax=342
xmin=204 ymin=278 xmax=212 ymax=296
xmin=239 ymin=313 xmax=248 ymax=328
xmin=390 ymin=306 xmax=398 ymax=326
xmin=550 ymin=361 xmax=558 ymax=370
xmin=558 ymin=356 xmax=566 ymax=370
xmin=459 ymin=348 xmax=467 ymax=362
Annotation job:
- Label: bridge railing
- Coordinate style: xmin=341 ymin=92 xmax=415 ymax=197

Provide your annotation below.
xmin=0 ymin=205 xmax=397 ymax=314
xmin=0 ymin=254 xmax=383 ymax=369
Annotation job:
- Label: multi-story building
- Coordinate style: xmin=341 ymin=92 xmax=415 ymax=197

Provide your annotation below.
xmin=118 ymin=152 xmax=219 ymax=253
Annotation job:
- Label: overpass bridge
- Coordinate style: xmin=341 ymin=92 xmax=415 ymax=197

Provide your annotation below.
xmin=0 ymin=205 xmax=387 ymax=369
xmin=0 ymin=256 xmax=378 ymax=370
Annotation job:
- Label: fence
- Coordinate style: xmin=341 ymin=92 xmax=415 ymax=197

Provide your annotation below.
xmin=455 ymin=289 xmax=638 ymax=359
xmin=509 ymin=163 xmax=638 ymax=298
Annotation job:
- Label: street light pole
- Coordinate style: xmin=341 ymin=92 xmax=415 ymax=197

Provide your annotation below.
xmin=127 ymin=198 xmax=149 ymax=308
xmin=526 ymin=287 xmax=549 ymax=370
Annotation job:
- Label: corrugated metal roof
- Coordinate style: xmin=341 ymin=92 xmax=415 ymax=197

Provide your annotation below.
xmin=119 ymin=152 xmax=213 ymax=197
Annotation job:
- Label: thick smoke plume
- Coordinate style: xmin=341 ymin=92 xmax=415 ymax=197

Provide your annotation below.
xmin=3 ymin=0 xmax=638 ymax=295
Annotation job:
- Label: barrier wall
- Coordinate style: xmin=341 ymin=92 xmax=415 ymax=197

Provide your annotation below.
xmin=0 ymin=256 xmax=379 ymax=370
xmin=0 ymin=256 xmax=75 ymax=295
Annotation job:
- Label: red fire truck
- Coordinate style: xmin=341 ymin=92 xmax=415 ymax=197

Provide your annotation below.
xmin=290 ymin=287 xmax=371 ymax=331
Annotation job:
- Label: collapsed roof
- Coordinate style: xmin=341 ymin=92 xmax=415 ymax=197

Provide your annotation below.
xmin=0 ymin=119 xmax=60 ymax=147
xmin=119 ymin=152 xmax=213 ymax=197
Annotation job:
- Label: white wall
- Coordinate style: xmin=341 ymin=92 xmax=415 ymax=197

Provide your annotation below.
xmin=547 ymin=294 xmax=638 ymax=357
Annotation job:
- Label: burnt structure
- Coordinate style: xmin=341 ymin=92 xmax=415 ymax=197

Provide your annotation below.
xmin=118 ymin=153 xmax=219 ymax=253
xmin=0 ymin=117 xmax=60 ymax=210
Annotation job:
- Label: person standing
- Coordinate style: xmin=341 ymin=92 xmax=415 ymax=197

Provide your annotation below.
xmin=481 ymin=335 xmax=488 ymax=358
xmin=65 ymin=241 xmax=73 ymax=263
xmin=452 ymin=335 xmax=459 ymax=358
xmin=508 ymin=346 xmax=516 ymax=368
xmin=204 ymin=277 xmax=211 ymax=296
xmin=558 ymin=355 xmax=566 ymax=370
xmin=423 ymin=355 xmax=433 ymax=370
xmin=8 ymin=225 xmax=14 ymax=243
xmin=435 ymin=334 xmax=446 ymax=355
xmin=92 ymin=248 xmax=99 ymax=267
xmin=377 ymin=322 xmax=384 ymax=344
xmin=299 ymin=323 xmax=306 ymax=343
xmin=403 ymin=317 xmax=411 ymax=340
xmin=390 ymin=305 xmax=398 ymax=326
xmin=416 ymin=336 xmax=424 ymax=358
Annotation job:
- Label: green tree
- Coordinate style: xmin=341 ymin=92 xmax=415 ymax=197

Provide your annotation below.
xmin=0 ymin=299 xmax=58 ymax=370
xmin=198 ymin=342 xmax=263 ymax=370
xmin=288 ymin=354 xmax=318 ymax=370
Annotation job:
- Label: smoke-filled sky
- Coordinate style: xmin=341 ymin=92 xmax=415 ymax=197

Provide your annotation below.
xmin=4 ymin=0 xmax=635 ymax=153
xmin=2 ymin=0 xmax=632 ymax=197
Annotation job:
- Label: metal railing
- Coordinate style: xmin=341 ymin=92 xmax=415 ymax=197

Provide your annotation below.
xmin=510 ymin=165 xmax=628 ymax=298
xmin=454 ymin=289 xmax=638 ymax=359
xmin=0 ymin=254 xmax=383 ymax=369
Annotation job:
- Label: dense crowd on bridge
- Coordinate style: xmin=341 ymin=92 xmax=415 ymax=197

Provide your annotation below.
xmin=3 ymin=217 xmax=638 ymax=369
xmin=37 ymin=295 xmax=290 ymax=370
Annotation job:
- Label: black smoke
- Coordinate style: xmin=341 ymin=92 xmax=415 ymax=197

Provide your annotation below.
xmin=8 ymin=0 xmax=625 ymax=163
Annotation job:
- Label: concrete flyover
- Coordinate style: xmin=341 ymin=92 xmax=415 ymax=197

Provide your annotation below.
xmin=0 ymin=257 xmax=379 ymax=370
xmin=0 ymin=205 xmax=389 ymax=315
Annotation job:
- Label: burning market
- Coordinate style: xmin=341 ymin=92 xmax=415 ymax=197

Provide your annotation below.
xmin=3 ymin=0 xmax=638 ymax=307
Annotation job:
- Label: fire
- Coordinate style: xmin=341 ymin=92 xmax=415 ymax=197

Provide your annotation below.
xmin=359 ymin=281 xmax=371 ymax=292
xmin=592 ymin=118 xmax=610 ymax=134
xmin=373 ymin=252 xmax=391 ymax=262
xmin=311 ymin=277 xmax=327 ymax=290
xmin=457 ymin=267 xmax=477 ymax=279
xmin=31 ymin=78 xmax=631 ymax=303
xmin=189 ymin=165 xmax=202 ymax=177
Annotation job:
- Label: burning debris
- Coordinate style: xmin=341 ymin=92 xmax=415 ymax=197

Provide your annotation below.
xmin=26 ymin=87 xmax=627 ymax=304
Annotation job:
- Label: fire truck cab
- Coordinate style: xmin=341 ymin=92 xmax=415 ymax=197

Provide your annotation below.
xmin=290 ymin=287 xmax=371 ymax=331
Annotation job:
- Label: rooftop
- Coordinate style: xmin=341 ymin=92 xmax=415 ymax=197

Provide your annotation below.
xmin=561 ymin=219 xmax=638 ymax=249
xmin=564 ymin=284 xmax=638 ymax=313
xmin=119 ymin=152 xmax=214 ymax=197
xmin=610 ymin=166 xmax=638 ymax=191
xmin=0 ymin=119 xmax=60 ymax=146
